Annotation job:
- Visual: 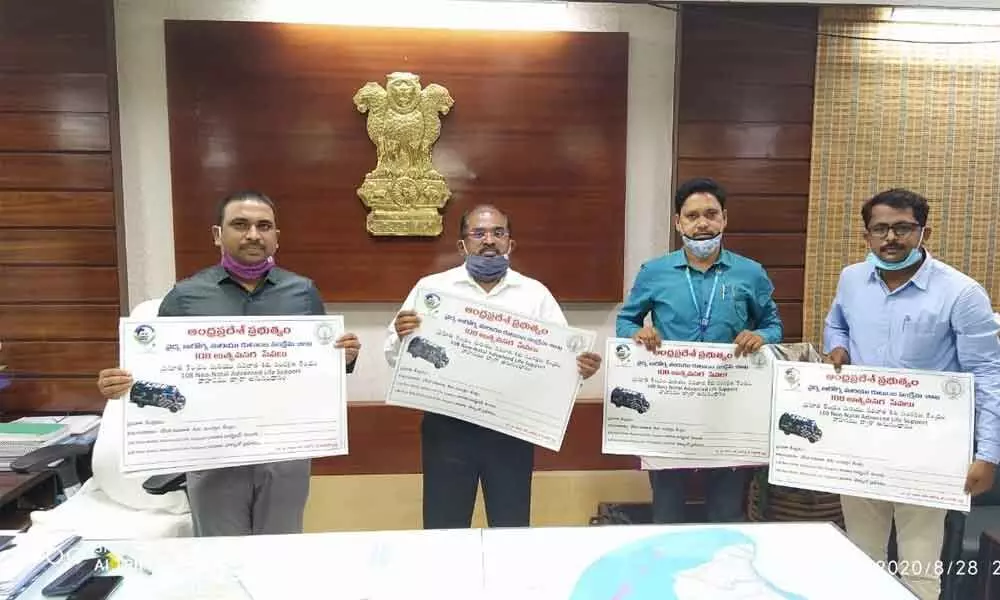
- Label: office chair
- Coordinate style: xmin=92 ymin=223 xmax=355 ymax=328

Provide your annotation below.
xmin=12 ymin=398 xmax=192 ymax=539
xmin=10 ymin=297 xmax=191 ymax=538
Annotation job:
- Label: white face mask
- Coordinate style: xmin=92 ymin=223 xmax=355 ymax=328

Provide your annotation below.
xmin=682 ymin=234 xmax=722 ymax=259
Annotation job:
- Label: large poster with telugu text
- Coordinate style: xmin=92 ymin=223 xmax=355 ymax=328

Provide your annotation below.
xmin=119 ymin=315 xmax=348 ymax=476
xmin=768 ymin=360 xmax=974 ymax=511
xmin=602 ymin=338 xmax=772 ymax=467
xmin=384 ymin=288 xmax=595 ymax=451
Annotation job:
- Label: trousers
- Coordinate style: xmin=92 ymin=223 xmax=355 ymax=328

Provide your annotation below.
xmin=648 ymin=467 xmax=751 ymax=523
xmin=840 ymin=495 xmax=946 ymax=600
xmin=185 ymin=459 xmax=311 ymax=536
xmin=421 ymin=413 xmax=535 ymax=529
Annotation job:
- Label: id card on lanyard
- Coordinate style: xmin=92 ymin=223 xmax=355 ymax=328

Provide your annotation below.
xmin=686 ymin=267 xmax=720 ymax=339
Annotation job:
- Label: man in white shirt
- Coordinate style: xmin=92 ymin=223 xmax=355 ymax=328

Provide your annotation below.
xmin=384 ymin=204 xmax=602 ymax=529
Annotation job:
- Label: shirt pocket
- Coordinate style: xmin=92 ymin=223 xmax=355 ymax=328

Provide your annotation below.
xmin=716 ymin=283 xmax=751 ymax=334
xmin=898 ymin=311 xmax=948 ymax=366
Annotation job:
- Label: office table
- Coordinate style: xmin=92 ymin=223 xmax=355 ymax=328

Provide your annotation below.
xmin=15 ymin=521 xmax=917 ymax=599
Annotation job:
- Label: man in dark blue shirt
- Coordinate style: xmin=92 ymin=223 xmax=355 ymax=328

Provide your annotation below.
xmin=616 ymin=178 xmax=782 ymax=523
xmin=98 ymin=191 xmax=360 ymax=536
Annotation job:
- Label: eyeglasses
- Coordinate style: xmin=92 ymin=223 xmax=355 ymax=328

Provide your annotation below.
xmin=867 ymin=222 xmax=921 ymax=239
xmin=467 ymin=227 xmax=508 ymax=240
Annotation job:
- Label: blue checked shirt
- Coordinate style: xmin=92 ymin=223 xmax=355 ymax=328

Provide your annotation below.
xmin=823 ymin=252 xmax=1000 ymax=464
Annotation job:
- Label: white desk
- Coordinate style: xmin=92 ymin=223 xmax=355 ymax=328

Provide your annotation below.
xmin=14 ymin=522 xmax=916 ymax=599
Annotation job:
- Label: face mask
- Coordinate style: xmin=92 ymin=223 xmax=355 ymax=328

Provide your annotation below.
xmin=461 ymin=241 xmax=510 ymax=282
xmin=866 ymin=230 xmax=925 ymax=271
xmin=221 ymin=250 xmax=274 ymax=281
xmin=682 ymin=234 xmax=722 ymax=259
xmin=466 ymin=254 xmax=509 ymax=282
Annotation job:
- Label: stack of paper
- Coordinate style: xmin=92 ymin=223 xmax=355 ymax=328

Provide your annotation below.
xmin=0 ymin=422 xmax=72 ymax=470
xmin=0 ymin=533 xmax=80 ymax=599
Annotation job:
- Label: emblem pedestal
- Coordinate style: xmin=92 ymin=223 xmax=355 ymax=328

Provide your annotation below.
xmin=358 ymin=175 xmax=451 ymax=237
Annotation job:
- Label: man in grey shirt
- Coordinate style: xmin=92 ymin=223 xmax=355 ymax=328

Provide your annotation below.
xmin=98 ymin=191 xmax=360 ymax=536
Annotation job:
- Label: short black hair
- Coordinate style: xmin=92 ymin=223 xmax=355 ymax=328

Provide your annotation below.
xmin=675 ymin=177 xmax=727 ymax=213
xmin=861 ymin=188 xmax=929 ymax=228
xmin=459 ymin=204 xmax=513 ymax=238
xmin=216 ymin=190 xmax=276 ymax=225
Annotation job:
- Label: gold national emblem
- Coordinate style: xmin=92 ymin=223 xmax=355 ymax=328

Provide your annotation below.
xmin=353 ymin=72 xmax=454 ymax=236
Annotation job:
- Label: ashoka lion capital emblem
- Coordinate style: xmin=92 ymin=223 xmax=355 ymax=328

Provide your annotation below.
xmin=353 ymin=72 xmax=454 ymax=236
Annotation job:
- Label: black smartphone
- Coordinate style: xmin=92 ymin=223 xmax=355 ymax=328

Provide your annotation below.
xmin=66 ymin=575 xmax=124 ymax=600
xmin=41 ymin=558 xmax=101 ymax=596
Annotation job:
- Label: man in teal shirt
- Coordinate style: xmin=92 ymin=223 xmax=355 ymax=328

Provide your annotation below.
xmin=616 ymin=177 xmax=783 ymax=523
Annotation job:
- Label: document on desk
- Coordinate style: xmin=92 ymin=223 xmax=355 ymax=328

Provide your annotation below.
xmin=119 ymin=315 xmax=348 ymax=476
xmin=767 ymin=361 xmax=974 ymax=511
xmin=602 ymin=339 xmax=771 ymax=466
xmin=385 ymin=288 xmax=594 ymax=451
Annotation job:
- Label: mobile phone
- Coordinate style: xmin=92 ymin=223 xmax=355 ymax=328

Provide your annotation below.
xmin=66 ymin=575 xmax=124 ymax=600
xmin=41 ymin=558 xmax=100 ymax=596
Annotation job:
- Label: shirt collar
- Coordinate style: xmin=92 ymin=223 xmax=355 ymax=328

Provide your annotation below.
xmin=211 ymin=264 xmax=283 ymax=286
xmin=668 ymin=248 xmax=732 ymax=269
xmin=866 ymin=249 xmax=934 ymax=291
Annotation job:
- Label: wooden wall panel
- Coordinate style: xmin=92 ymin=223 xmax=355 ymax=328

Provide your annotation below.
xmin=0 ymin=153 xmax=112 ymax=190
xmin=2 ymin=342 xmax=116 ymax=376
xmin=165 ymin=21 xmax=628 ymax=302
xmin=0 ymin=0 xmax=121 ymax=414
xmin=675 ymin=159 xmax=811 ymax=196
xmin=0 ymin=306 xmax=118 ymax=341
xmin=675 ymin=4 xmax=818 ymax=343
xmin=677 ymin=124 xmax=812 ymax=160
xmin=723 ymin=196 xmax=808 ymax=233
xmin=679 ymin=50 xmax=816 ymax=86
xmin=767 ymin=268 xmax=805 ymax=302
xmin=0 ymin=230 xmax=117 ymax=265
xmin=723 ymin=234 xmax=806 ymax=268
xmin=0 ymin=113 xmax=110 ymax=151
xmin=778 ymin=303 xmax=803 ymax=340
xmin=0 ymin=267 xmax=119 ymax=303
xmin=0 ymin=74 xmax=108 ymax=112
xmin=0 ymin=192 xmax=115 ymax=227
xmin=2 ymin=379 xmax=100 ymax=412
xmin=678 ymin=83 xmax=815 ymax=124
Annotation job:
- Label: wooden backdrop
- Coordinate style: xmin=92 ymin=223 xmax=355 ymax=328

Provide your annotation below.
xmin=165 ymin=21 xmax=628 ymax=303
xmin=317 ymin=3 xmax=821 ymax=477
xmin=675 ymin=4 xmax=817 ymax=343
xmin=0 ymin=0 xmax=122 ymax=412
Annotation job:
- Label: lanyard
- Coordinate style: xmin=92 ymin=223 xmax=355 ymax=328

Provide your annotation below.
xmin=686 ymin=267 xmax=720 ymax=338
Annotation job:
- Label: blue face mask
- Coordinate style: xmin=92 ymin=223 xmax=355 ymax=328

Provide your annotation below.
xmin=682 ymin=234 xmax=722 ymax=259
xmin=866 ymin=230 xmax=925 ymax=271
xmin=465 ymin=253 xmax=509 ymax=282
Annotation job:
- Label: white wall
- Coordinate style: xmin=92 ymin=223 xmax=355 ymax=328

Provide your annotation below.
xmin=114 ymin=0 xmax=677 ymax=402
